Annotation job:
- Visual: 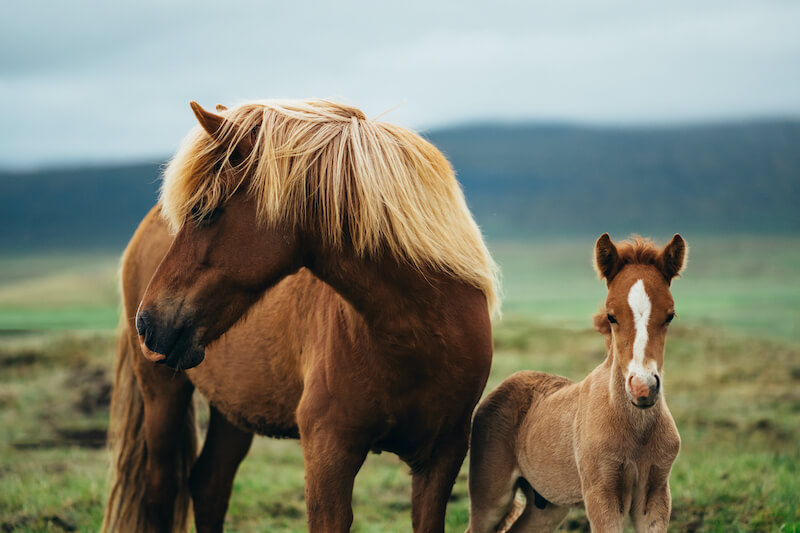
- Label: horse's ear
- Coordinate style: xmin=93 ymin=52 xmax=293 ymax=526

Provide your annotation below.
xmin=190 ymin=101 xmax=226 ymax=140
xmin=594 ymin=233 xmax=622 ymax=283
xmin=657 ymin=234 xmax=688 ymax=283
xmin=215 ymin=104 xmax=228 ymax=112
xmin=191 ymin=101 xmax=255 ymax=159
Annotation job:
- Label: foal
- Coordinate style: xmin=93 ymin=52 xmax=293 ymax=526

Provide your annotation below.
xmin=467 ymin=234 xmax=687 ymax=532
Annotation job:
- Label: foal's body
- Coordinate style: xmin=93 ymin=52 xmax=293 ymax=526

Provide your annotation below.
xmin=469 ymin=366 xmax=680 ymax=532
xmin=468 ymin=235 xmax=687 ymax=532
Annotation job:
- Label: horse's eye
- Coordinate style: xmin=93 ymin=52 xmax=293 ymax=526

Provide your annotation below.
xmin=665 ymin=312 xmax=675 ymax=324
xmin=606 ymin=313 xmax=617 ymax=324
xmin=192 ymin=206 xmax=223 ymax=226
xmin=201 ymin=207 xmax=224 ymax=224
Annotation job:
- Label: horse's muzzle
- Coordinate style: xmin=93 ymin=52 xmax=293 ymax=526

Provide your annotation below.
xmin=135 ymin=309 xmax=205 ymax=369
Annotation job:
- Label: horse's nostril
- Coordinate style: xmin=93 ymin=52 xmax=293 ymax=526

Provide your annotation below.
xmin=653 ymin=374 xmax=661 ymax=393
xmin=136 ymin=311 xmax=150 ymax=337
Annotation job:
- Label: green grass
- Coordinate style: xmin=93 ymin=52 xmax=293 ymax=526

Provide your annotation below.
xmin=493 ymin=235 xmax=800 ymax=342
xmin=1 ymin=236 xmax=799 ymax=531
xmin=1 ymin=321 xmax=799 ymax=531
xmin=2 ymin=236 xmax=799 ymax=341
xmin=0 ymin=253 xmax=120 ymax=331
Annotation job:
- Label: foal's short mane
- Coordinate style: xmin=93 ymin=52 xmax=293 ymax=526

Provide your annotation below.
xmin=592 ymin=236 xmax=660 ymax=342
xmin=160 ymin=99 xmax=500 ymax=313
xmin=614 ymin=236 xmax=660 ymax=266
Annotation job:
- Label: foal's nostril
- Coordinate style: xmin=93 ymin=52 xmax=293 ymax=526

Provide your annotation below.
xmin=135 ymin=311 xmax=150 ymax=337
xmin=653 ymin=374 xmax=661 ymax=393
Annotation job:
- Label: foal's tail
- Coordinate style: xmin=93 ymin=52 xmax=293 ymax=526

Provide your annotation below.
xmin=102 ymin=320 xmax=197 ymax=533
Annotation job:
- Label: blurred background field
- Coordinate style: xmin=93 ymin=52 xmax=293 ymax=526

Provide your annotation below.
xmin=1 ymin=235 xmax=799 ymax=531
xmin=3 ymin=1 xmax=800 ymax=531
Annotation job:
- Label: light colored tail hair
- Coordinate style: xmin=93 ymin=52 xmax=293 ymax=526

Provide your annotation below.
xmin=102 ymin=320 xmax=197 ymax=532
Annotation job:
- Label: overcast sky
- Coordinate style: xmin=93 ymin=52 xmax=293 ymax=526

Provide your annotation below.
xmin=2 ymin=0 xmax=799 ymax=168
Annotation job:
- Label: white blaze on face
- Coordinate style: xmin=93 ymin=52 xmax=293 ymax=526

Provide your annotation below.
xmin=627 ymin=279 xmax=654 ymax=374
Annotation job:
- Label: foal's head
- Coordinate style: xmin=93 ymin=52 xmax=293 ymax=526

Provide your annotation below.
xmin=594 ymin=234 xmax=687 ymax=409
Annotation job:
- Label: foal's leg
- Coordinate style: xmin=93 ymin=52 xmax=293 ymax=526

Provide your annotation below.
xmin=581 ymin=460 xmax=631 ymax=533
xmin=407 ymin=421 xmax=471 ymax=533
xmin=582 ymin=485 xmax=627 ymax=533
xmin=630 ymin=467 xmax=672 ymax=533
xmin=505 ymin=480 xmax=568 ymax=533
xmin=297 ymin=395 xmax=369 ymax=532
xmin=189 ymin=405 xmax=254 ymax=533
xmin=466 ymin=409 xmax=520 ymax=533
xmin=137 ymin=362 xmax=196 ymax=531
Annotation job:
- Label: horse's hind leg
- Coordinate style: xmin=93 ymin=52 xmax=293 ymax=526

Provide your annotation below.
xmin=504 ymin=479 xmax=568 ymax=533
xmin=406 ymin=419 xmax=471 ymax=533
xmin=189 ymin=405 xmax=253 ymax=533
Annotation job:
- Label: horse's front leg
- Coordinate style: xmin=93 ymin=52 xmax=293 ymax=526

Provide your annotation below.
xmin=189 ymin=405 xmax=253 ymax=533
xmin=297 ymin=392 xmax=369 ymax=532
xmin=406 ymin=418 xmax=471 ymax=533
xmin=630 ymin=466 xmax=673 ymax=533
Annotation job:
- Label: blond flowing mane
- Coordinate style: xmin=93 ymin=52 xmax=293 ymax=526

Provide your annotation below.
xmin=160 ymin=99 xmax=500 ymax=313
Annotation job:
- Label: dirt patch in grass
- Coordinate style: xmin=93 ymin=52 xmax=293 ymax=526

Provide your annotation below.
xmin=12 ymin=426 xmax=107 ymax=450
xmin=2 ymin=514 xmax=77 ymax=532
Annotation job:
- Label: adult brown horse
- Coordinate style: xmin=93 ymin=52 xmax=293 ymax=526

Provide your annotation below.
xmin=102 ymin=99 xmax=499 ymax=533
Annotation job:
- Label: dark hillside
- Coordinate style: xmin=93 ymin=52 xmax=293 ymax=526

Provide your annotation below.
xmin=431 ymin=121 xmax=800 ymax=237
xmin=1 ymin=120 xmax=798 ymax=251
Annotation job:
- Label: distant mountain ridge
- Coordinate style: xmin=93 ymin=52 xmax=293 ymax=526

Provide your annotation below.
xmin=1 ymin=120 xmax=798 ymax=251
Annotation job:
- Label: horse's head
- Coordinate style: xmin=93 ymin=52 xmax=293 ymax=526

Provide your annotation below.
xmin=135 ymin=103 xmax=303 ymax=369
xmin=136 ymin=98 xmax=499 ymax=369
xmin=593 ymin=233 xmax=687 ymax=409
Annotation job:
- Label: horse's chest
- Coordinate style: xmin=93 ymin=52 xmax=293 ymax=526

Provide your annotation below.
xmin=187 ymin=348 xmax=304 ymax=438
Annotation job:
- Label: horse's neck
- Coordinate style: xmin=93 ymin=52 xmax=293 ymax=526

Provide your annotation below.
xmin=306 ymin=243 xmax=478 ymax=340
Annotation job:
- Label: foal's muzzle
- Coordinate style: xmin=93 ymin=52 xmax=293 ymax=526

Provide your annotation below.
xmin=626 ymin=372 xmax=660 ymax=409
xmin=135 ymin=309 xmax=205 ymax=369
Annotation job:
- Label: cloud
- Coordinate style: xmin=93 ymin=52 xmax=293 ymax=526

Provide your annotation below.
xmin=2 ymin=0 xmax=800 ymax=167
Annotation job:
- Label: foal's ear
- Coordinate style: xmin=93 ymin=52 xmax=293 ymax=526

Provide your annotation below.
xmin=657 ymin=234 xmax=688 ymax=283
xmin=594 ymin=233 xmax=622 ymax=283
xmin=215 ymin=104 xmax=228 ymax=112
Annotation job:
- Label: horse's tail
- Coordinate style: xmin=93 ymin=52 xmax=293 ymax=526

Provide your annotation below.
xmin=102 ymin=318 xmax=197 ymax=532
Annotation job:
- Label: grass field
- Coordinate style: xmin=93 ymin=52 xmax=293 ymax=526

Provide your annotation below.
xmin=1 ymin=236 xmax=799 ymax=531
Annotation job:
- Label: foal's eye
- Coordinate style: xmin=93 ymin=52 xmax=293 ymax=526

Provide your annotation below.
xmin=665 ymin=312 xmax=675 ymax=325
xmin=606 ymin=313 xmax=617 ymax=324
